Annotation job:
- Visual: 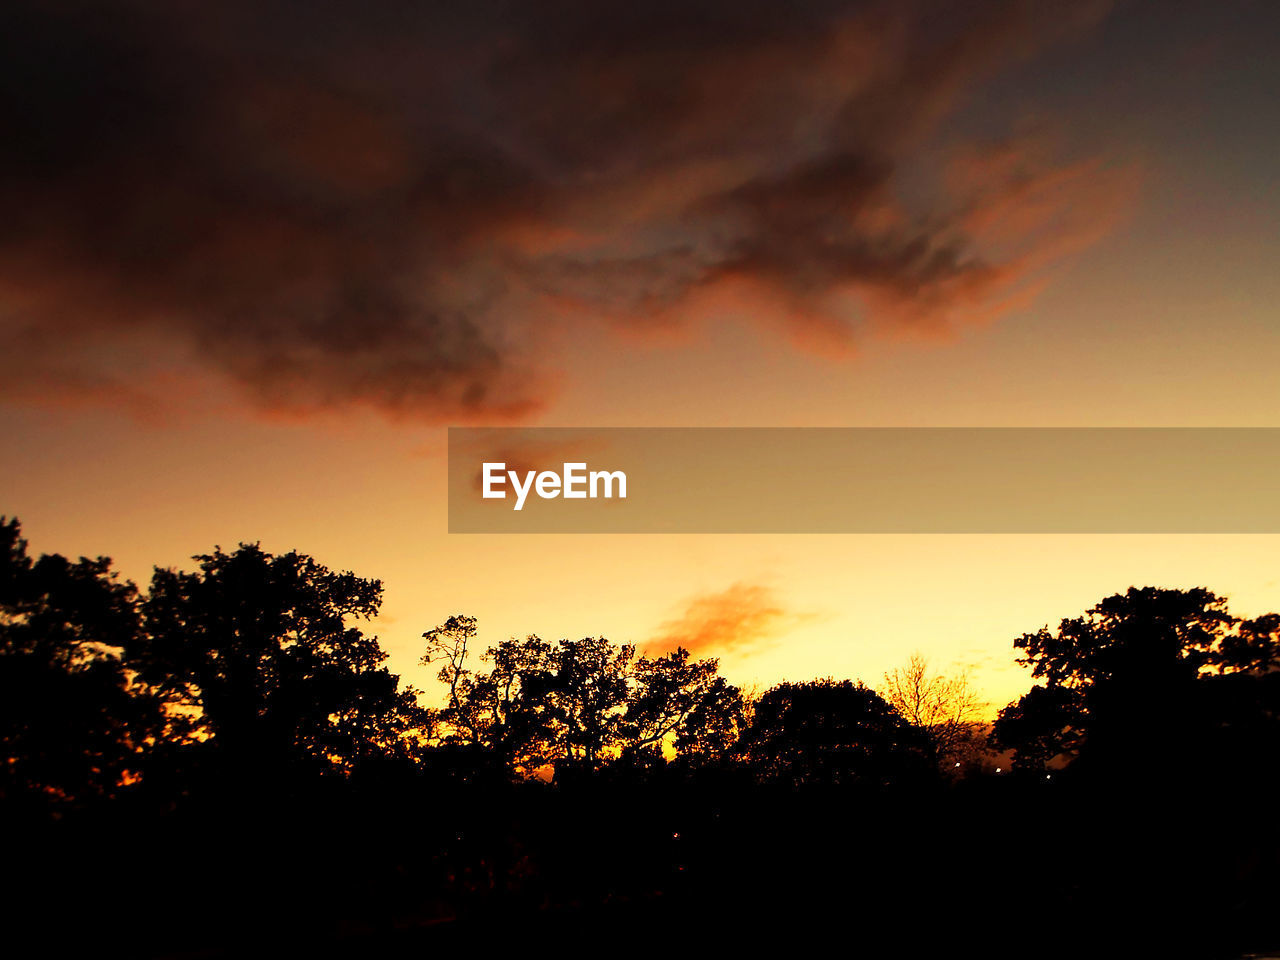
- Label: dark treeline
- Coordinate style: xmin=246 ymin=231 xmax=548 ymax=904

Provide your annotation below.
xmin=3 ymin=517 xmax=1278 ymax=958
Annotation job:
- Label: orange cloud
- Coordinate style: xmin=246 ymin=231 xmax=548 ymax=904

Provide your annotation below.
xmin=649 ymin=582 xmax=803 ymax=658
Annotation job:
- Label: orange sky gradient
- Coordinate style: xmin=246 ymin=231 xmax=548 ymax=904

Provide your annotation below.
xmin=2 ymin=0 xmax=1279 ymax=716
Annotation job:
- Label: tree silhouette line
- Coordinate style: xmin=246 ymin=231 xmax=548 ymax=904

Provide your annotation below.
xmin=3 ymin=515 xmax=1278 ymax=957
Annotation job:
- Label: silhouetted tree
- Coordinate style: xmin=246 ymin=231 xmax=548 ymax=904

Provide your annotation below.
xmin=424 ymin=623 xmax=558 ymax=773
xmin=735 ymin=679 xmax=935 ymax=787
xmin=994 ymin=586 xmax=1280 ymax=774
xmin=422 ymin=614 xmax=478 ymax=727
xmin=422 ymin=618 xmax=743 ymax=779
xmin=879 ymin=652 xmax=988 ymax=772
xmin=1211 ymin=612 xmax=1280 ymax=675
xmin=990 ymin=683 xmax=1087 ymax=771
xmin=0 ymin=517 xmax=164 ymax=807
xmin=629 ymin=647 xmax=744 ymax=768
xmin=134 ymin=543 xmax=426 ymax=777
xmin=1012 ymin=586 xmax=1240 ymax=688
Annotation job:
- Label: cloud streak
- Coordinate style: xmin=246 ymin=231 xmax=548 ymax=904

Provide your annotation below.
xmin=0 ymin=0 xmax=1125 ymax=420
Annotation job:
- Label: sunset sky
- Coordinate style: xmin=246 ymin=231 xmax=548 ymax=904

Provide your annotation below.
xmin=2 ymin=0 xmax=1278 ymax=713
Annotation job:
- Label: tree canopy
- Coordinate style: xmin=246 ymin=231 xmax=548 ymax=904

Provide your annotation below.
xmin=135 ymin=543 xmax=426 ymax=776
xmin=0 ymin=517 xmax=162 ymax=806
xmin=734 ymin=679 xmax=936 ymax=787
xmin=879 ymin=652 xmax=988 ymax=772
xmin=422 ymin=617 xmax=743 ymax=780
xmin=994 ymin=586 xmax=1280 ymax=773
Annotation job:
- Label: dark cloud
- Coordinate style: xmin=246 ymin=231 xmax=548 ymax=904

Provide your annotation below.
xmin=0 ymin=0 xmax=1121 ymax=420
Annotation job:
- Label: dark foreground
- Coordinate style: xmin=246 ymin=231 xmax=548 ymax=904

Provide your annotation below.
xmin=6 ymin=768 xmax=1278 ymax=960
